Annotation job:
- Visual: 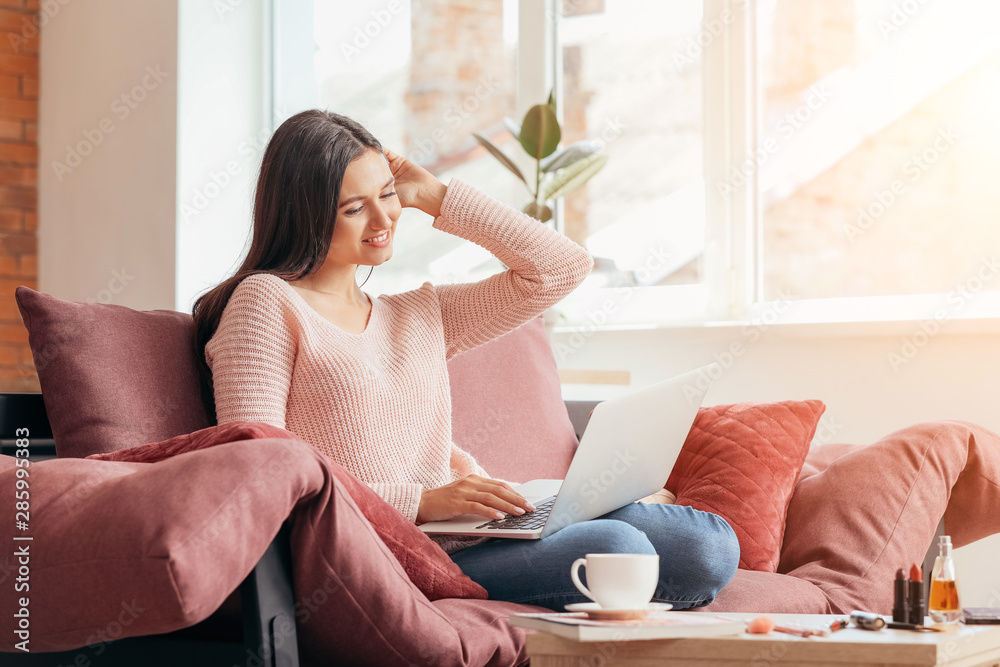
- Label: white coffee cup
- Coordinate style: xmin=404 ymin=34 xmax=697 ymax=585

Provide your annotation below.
xmin=570 ymin=553 xmax=659 ymax=609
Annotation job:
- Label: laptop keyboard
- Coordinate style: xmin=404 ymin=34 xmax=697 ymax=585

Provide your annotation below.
xmin=474 ymin=495 xmax=557 ymax=530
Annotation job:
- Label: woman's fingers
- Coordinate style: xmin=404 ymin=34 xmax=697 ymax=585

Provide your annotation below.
xmin=472 ymin=491 xmax=529 ymax=518
xmin=482 ymin=479 xmax=535 ymax=512
xmin=466 ymin=501 xmax=507 ymax=521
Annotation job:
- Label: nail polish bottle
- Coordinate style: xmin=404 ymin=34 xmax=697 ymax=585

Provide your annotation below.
xmin=929 ymin=535 xmax=961 ymax=624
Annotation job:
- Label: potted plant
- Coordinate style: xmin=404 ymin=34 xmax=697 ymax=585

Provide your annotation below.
xmin=472 ymin=88 xmax=608 ymax=225
xmin=472 ymin=89 xmax=608 ymax=336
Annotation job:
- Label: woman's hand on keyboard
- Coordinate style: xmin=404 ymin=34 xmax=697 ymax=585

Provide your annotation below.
xmin=416 ymin=475 xmax=537 ymax=524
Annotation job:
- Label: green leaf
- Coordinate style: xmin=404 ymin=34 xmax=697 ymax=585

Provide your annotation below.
xmin=547 ymin=87 xmax=557 ymax=117
xmin=472 ymin=132 xmax=527 ymax=185
xmin=542 ymin=153 xmax=608 ymax=201
xmin=518 ymin=104 xmax=561 ymax=159
xmin=503 ymin=116 xmax=521 ymax=140
xmin=522 ymin=201 xmax=553 ymax=222
xmin=540 ymin=139 xmax=604 ymax=173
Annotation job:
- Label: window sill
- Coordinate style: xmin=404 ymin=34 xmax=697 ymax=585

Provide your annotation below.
xmin=553 ymin=291 xmax=1000 ymax=339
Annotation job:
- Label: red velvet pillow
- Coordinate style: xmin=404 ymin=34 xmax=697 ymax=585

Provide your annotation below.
xmin=665 ymin=400 xmax=826 ymax=572
xmin=86 ymin=422 xmax=487 ymax=601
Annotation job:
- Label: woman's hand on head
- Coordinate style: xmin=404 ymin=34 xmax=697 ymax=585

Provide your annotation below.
xmin=416 ymin=474 xmax=536 ymax=524
xmin=382 ymin=147 xmax=448 ymax=217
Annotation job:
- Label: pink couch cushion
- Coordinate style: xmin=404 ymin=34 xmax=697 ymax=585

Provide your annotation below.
xmin=85 ymin=421 xmax=487 ymax=602
xmin=700 ymin=568 xmax=832 ymax=614
xmin=448 ymin=315 xmax=578 ymax=483
xmin=0 ymin=441 xmax=540 ymax=662
xmin=665 ymin=400 xmax=826 ymax=572
xmin=779 ymin=420 xmax=1000 ymax=614
xmin=0 ymin=439 xmax=318 ymax=652
xmin=14 ymin=286 xmax=212 ymax=458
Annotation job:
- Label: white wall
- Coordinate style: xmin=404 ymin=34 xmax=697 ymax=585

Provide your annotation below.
xmin=552 ymin=322 xmax=1000 ymax=607
xmin=39 ymin=0 xmax=267 ymax=312
xmin=39 ymin=0 xmax=178 ymax=309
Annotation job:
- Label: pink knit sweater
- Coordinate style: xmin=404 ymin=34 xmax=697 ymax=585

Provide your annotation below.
xmin=204 ymin=178 xmax=594 ymax=554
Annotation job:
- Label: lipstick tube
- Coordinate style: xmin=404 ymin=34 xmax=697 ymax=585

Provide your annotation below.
xmin=909 ymin=564 xmax=925 ymax=625
xmin=893 ymin=568 xmax=908 ymax=623
xmin=851 ymin=610 xmax=886 ymax=630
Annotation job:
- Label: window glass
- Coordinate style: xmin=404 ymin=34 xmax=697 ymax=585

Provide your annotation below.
xmin=558 ymin=0 xmax=705 ymax=288
xmin=758 ymin=0 xmax=1000 ymax=301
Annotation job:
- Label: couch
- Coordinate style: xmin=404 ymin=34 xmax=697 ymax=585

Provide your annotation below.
xmin=2 ymin=284 xmax=999 ymax=666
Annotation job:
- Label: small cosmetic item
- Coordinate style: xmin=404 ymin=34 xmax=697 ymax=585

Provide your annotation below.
xmin=772 ymin=623 xmax=829 ymax=638
xmin=929 ymin=535 xmax=961 ymax=624
xmin=746 ymin=615 xmax=847 ymax=638
xmin=886 ymin=621 xmax=945 ymax=632
xmin=893 ymin=567 xmax=908 ymax=623
xmin=828 ymin=618 xmax=849 ymax=633
xmin=850 ymin=610 xmax=886 ymax=631
xmin=908 ymin=563 xmax=925 ymax=625
xmin=962 ymin=608 xmax=1000 ymax=625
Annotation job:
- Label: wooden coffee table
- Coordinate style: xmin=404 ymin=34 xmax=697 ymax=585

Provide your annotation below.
xmin=524 ymin=613 xmax=1000 ymax=666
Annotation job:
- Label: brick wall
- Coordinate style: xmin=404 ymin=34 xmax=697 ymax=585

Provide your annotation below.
xmin=0 ymin=0 xmax=38 ymax=393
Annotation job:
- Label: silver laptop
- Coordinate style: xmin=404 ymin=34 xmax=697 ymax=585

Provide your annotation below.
xmin=420 ymin=363 xmax=718 ymax=540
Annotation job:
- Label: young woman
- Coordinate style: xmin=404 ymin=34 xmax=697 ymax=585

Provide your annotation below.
xmin=193 ymin=109 xmax=739 ymax=611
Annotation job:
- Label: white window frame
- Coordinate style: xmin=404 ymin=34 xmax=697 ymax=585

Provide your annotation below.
xmin=548 ymin=0 xmax=1000 ymax=334
xmin=547 ymin=0 xmax=752 ymax=329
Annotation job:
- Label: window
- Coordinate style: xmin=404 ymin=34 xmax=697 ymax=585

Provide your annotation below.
xmin=272 ymin=0 xmax=1000 ymax=329
xmin=758 ymin=0 xmax=1000 ymax=307
xmin=272 ymin=0 xmax=721 ymax=324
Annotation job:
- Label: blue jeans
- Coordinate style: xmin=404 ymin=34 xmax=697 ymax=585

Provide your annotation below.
xmin=448 ymin=503 xmax=740 ymax=612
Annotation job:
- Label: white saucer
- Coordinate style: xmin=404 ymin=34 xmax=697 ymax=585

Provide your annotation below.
xmin=564 ymin=602 xmax=674 ymax=620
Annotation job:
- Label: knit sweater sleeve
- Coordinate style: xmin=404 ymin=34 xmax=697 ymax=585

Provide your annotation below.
xmin=449 ymin=442 xmax=517 ymax=489
xmin=430 ymin=178 xmax=594 ymax=360
xmin=204 ymin=274 xmax=297 ymax=429
xmin=363 ymin=482 xmax=423 ymax=524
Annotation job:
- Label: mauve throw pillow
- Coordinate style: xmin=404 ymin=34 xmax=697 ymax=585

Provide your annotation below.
xmin=14 ymin=286 xmax=211 ymax=458
xmin=448 ymin=315 xmax=578 ymax=483
xmin=664 ymin=400 xmax=826 ymax=572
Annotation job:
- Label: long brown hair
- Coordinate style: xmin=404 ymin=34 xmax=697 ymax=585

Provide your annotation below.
xmin=192 ymin=109 xmax=383 ymax=422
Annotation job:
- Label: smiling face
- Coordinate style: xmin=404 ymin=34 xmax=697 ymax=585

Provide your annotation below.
xmin=326 ymin=148 xmax=401 ymax=267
